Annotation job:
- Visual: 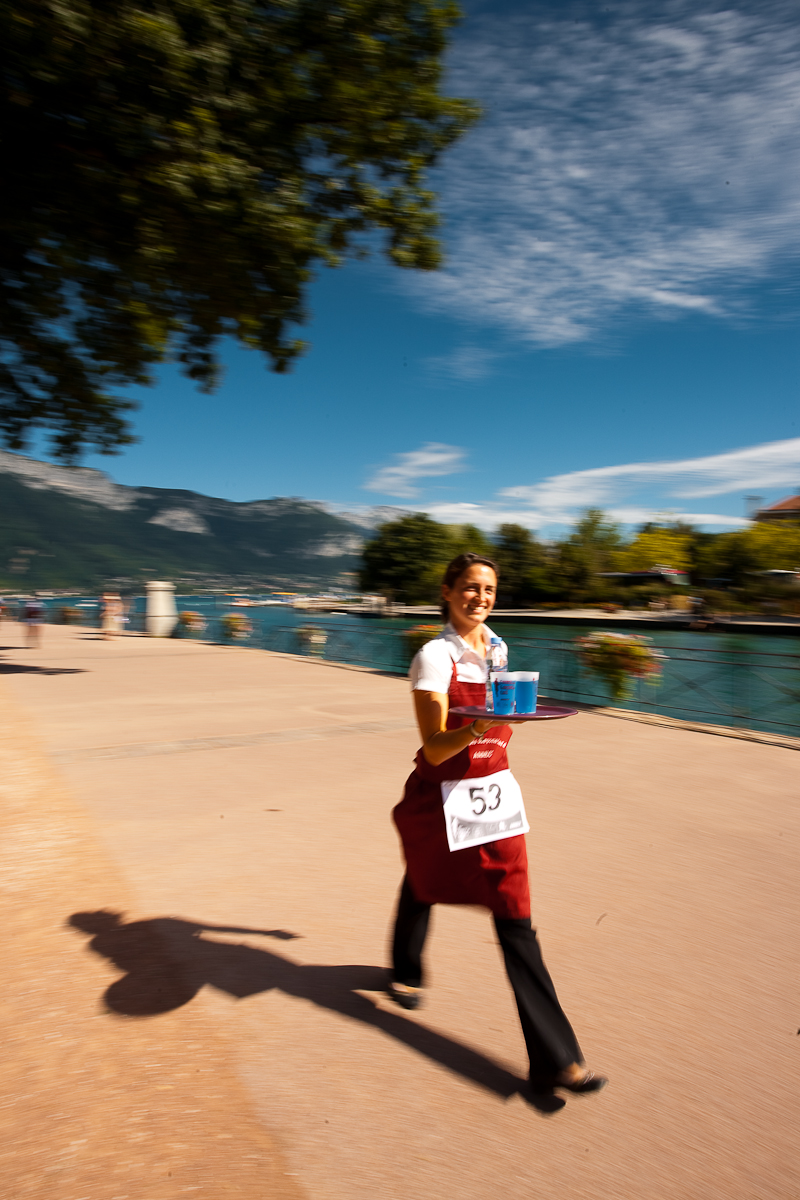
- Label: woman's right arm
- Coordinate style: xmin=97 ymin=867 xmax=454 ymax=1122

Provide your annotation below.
xmin=413 ymin=690 xmax=506 ymax=767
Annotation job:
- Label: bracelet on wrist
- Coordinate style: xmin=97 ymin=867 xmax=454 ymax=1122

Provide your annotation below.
xmin=469 ymin=720 xmax=483 ymax=739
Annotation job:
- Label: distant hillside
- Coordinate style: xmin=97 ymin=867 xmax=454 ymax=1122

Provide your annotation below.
xmin=0 ymin=451 xmax=364 ymax=591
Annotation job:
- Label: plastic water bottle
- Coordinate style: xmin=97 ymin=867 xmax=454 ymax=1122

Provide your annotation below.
xmin=485 ymin=637 xmax=507 ymax=711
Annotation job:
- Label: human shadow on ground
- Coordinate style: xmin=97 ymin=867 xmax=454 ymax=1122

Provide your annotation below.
xmin=0 ymin=662 xmax=87 ymax=675
xmin=68 ymin=910 xmax=562 ymax=1112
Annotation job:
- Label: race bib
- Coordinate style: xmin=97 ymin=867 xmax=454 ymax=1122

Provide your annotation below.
xmin=441 ymin=769 xmax=529 ymax=853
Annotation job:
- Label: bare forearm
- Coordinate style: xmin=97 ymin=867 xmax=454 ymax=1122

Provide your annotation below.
xmin=423 ymin=724 xmax=505 ymax=765
xmin=414 ymin=689 xmax=503 ymax=767
xmin=421 ymin=724 xmax=478 ymax=766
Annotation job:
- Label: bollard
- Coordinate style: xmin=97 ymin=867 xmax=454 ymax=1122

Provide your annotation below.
xmin=145 ymin=581 xmax=178 ymax=637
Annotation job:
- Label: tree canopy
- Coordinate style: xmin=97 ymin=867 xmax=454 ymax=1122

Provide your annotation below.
xmin=492 ymin=523 xmax=549 ymax=606
xmin=549 ymin=508 xmax=623 ymax=598
xmin=695 ymin=522 xmax=800 ymax=585
xmin=360 ymin=509 xmax=800 ymax=612
xmin=0 ymin=0 xmax=477 ymax=457
xmin=618 ymin=527 xmax=693 ymax=572
xmin=360 ymin=513 xmax=492 ymax=603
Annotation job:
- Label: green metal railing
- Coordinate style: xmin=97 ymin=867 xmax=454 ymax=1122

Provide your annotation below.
xmin=190 ymin=621 xmax=800 ymax=738
xmin=41 ymin=601 xmax=800 ymax=738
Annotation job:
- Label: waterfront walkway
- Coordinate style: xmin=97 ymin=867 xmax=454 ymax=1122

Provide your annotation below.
xmin=1 ymin=626 xmax=798 ymax=1200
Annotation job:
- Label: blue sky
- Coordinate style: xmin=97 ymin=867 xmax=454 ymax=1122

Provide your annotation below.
xmin=75 ymin=0 xmax=800 ymax=536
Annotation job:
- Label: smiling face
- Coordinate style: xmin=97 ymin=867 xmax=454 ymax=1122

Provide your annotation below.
xmin=442 ymin=563 xmax=497 ymax=638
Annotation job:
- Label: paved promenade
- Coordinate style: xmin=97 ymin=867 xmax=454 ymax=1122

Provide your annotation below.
xmin=2 ymin=625 xmax=798 ymax=1200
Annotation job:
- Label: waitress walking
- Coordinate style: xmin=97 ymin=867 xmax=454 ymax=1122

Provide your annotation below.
xmin=390 ymin=552 xmax=606 ymax=1095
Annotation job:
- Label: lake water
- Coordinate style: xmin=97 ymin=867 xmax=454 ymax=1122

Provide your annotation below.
xmin=39 ymin=596 xmax=800 ymax=738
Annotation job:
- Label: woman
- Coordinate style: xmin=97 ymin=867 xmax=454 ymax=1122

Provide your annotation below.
xmin=101 ymin=592 xmax=124 ymax=640
xmin=390 ymin=552 xmax=606 ymax=1095
xmin=22 ymin=595 xmax=44 ymax=649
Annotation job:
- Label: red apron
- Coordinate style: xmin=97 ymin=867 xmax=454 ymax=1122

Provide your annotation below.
xmin=393 ymin=662 xmax=531 ymax=920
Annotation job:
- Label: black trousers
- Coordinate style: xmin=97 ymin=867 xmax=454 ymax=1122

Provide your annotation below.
xmin=391 ymin=875 xmax=583 ymax=1082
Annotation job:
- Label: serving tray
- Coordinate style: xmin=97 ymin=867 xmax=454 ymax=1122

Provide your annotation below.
xmin=449 ymin=704 xmax=579 ymax=722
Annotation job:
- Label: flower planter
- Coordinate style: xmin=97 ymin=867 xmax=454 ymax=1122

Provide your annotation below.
xmin=220 ymin=613 xmax=252 ymax=641
xmin=296 ymin=625 xmax=328 ymax=656
xmin=177 ymin=611 xmax=207 ymax=637
xmin=403 ymin=624 xmax=444 ymax=663
xmin=575 ymin=631 xmax=664 ymax=702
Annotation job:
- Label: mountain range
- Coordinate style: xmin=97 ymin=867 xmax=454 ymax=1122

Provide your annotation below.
xmin=0 ymin=451 xmax=366 ymax=592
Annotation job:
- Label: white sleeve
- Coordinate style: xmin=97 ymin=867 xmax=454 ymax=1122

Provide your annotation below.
xmin=409 ymin=639 xmax=453 ymax=693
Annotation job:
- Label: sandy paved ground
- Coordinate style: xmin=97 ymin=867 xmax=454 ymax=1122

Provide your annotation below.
xmin=2 ymin=624 xmax=799 ymax=1200
xmin=0 ymin=659 xmax=301 ymax=1199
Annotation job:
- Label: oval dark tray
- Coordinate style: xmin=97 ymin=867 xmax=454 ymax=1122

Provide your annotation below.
xmin=449 ymin=704 xmax=579 ymax=722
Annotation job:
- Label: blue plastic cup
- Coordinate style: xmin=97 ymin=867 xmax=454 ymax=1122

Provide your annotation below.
xmin=511 ymin=672 xmax=539 ymax=714
xmin=492 ymin=673 xmax=516 ymax=715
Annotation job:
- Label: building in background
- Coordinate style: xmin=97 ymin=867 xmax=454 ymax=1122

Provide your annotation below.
xmin=755 ymin=495 xmax=800 ymax=523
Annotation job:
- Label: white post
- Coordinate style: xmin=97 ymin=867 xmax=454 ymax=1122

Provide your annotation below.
xmin=146 ymin=581 xmax=178 ymax=637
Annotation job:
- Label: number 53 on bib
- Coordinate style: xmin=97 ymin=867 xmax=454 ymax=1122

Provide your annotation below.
xmin=441 ymin=769 xmax=530 ymax=853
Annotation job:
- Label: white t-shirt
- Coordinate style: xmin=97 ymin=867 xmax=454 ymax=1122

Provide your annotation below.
xmin=409 ymin=623 xmax=507 ymax=693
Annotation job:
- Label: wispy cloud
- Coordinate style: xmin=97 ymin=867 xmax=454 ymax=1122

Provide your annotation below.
xmin=420 ymin=501 xmax=748 ymax=533
xmin=407 ymin=1 xmax=800 ymax=344
xmin=502 ymin=436 xmax=800 ymax=520
xmin=425 ymin=345 xmax=498 ymax=381
xmin=602 ymin=507 xmax=748 ymax=529
xmin=323 ymin=502 xmax=412 ymax=529
xmin=364 ymin=443 xmax=467 ymax=498
xmin=356 ymin=437 xmax=799 ymax=530
xmin=421 ymin=501 xmax=549 ymax=530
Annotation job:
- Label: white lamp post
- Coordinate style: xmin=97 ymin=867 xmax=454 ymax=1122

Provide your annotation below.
xmin=145 ymin=581 xmax=178 ymax=637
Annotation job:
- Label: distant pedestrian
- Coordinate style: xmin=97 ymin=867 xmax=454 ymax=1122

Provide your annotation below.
xmin=22 ymin=595 xmax=45 ymax=648
xmin=101 ymin=592 xmax=124 ymax=640
xmin=388 ymin=552 xmax=607 ymax=1098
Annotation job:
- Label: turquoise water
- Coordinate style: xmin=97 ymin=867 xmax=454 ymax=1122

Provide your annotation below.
xmin=175 ymin=600 xmax=800 ymax=737
xmin=39 ymin=596 xmax=800 ymax=737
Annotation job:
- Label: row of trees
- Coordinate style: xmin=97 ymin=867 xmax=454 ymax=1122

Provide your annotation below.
xmin=359 ymin=511 xmax=800 ymax=609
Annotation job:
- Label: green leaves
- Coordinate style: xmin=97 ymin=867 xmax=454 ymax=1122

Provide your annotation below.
xmin=493 ymin=523 xmax=547 ymax=606
xmin=360 ymin=509 xmax=800 ymax=612
xmin=360 ymin=513 xmax=493 ymax=604
xmin=0 ymin=0 xmax=478 ymax=457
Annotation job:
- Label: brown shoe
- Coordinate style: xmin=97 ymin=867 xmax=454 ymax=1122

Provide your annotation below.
xmin=387 ymin=981 xmax=423 ymax=1011
xmin=553 ymin=1069 xmax=608 ymax=1094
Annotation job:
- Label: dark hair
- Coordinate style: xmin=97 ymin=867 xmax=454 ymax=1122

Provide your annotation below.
xmin=440 ymin=552 xmax=499 ymax=620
